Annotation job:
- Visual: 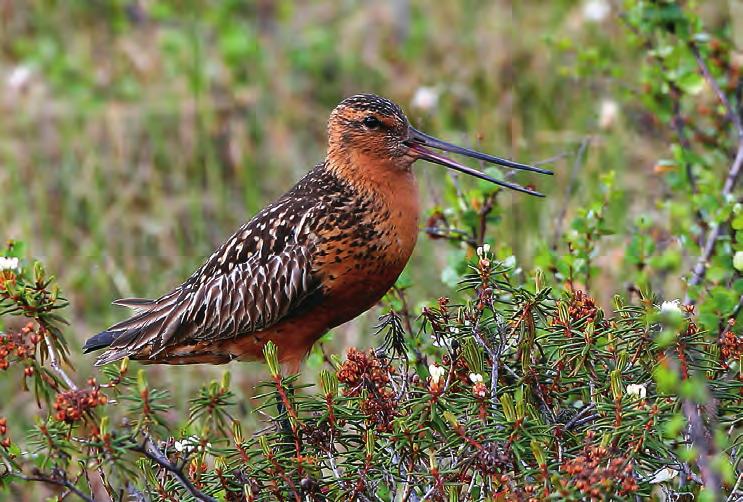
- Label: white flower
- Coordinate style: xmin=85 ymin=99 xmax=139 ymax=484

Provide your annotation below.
xmin=660 ymin=300 xmax=682 ymax=314
xmin=431 ymin=334 xmax=449 ymax=348
xmin=626 ymin=383 xmax=647 ymax=399
xmin=429 ymin=364 xmax=445 ymax=384
xmin=469 ymin=373 xmax=483 ymax=384
xmin=598 ymin=99 xmax=619 ymax=129
xmin=174 ymin=435 xmax=210 ymax=454
xmin=582 ymin=0 xmax=610 ymax=22
xmin=0 ymin=257 xmax=19 ymax=271
xmin=411 ymin=86 xmax=439 ymax=111
xmin=649 ymin=467 xmax=678 ymax=484
xmin=449 ymin=327 xmax=460 ymax=335
xmin=6 ymin=65 xmax=32 ymax=91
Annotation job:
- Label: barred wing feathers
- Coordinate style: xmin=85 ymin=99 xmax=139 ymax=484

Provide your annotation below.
xmin=85 ymin=197 xmax=321 ymax=366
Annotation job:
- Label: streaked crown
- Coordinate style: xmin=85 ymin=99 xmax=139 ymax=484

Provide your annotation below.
xmin=327 ymin=94 xmax=411 ymax=165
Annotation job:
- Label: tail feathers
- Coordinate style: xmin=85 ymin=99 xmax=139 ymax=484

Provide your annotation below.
xmin=82 ymin=330 xmax=119 ymax=353
xmin=88 ymin=329 xmax=149 ymax=366
xmin=85 ymin=292 xmax=186 ymax=366
xmin=82 ymin=297 xmax=156 ymax=356
xmin=93 ymin=336 xmax=145 ymax=366
xmin=83 ymin=328 xmax=141 ymax=366
xmin=112 ymin=297 xmax=155 ymax=310
xmin=91 ymin=316 xmax=168 ymax=366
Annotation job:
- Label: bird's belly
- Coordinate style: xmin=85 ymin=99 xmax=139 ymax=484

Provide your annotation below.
xmin=324 ymin=256 xmax=407 ymax=324
xmin=317 ymin=209 xmax=417 ymax=321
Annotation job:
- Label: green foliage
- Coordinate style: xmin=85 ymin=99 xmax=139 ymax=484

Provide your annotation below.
xmin=1 ymin=237 xmax=741 ymax=500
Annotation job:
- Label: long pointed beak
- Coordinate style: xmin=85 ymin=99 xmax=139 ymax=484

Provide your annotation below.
xmin=404 ymin=126 xmax=553 ymax=197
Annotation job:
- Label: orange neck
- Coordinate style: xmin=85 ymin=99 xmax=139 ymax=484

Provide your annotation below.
xmin=325 ymin=148 xmax=420 ymax=264
xmin=325 ymin=146 xmax=416 ymax=195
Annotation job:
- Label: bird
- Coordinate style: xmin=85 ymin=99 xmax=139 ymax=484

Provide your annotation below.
xmin=83 ymin=94 xmax=552 ymax=373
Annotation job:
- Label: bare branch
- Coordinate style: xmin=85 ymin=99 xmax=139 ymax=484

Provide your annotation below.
xmin=682 ymin=41 xmax=743 ymax=304
xmin=685 ymin=139 xmax=743 ymax=302
xmin=682 ymin=399 xmax=721 ymax=496
xmin=564 ymin=403 xmax=598 ymax=430
xmin=44 ymin=333 xmax=77 ymax=390
xmin=689 ymin=42 xmax=743 ymax=138
xmin=726 ymin=472 xmax=743 ymax=502
xmin=723 ymin=293 xmax=743 ymax=336
xmin=470 ymin=318 xmax=500 ymax=411
xmin=133 ymin=435 xmax=217 ymax=502
xmin=12 ymin=471 xmax=94 ymax=502
xmin=127 ymin=483 xmax=148 ymax=502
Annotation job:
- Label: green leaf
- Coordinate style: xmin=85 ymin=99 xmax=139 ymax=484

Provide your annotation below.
xmin=676 ymin=71 xmax=704 ymax=95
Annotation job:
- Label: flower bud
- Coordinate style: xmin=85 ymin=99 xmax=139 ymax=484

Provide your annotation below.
xmin=263 ymin=341 xmax=280 ymax=378
xmin=500 ymin=394 xmax=516 ymax=422
xmin=320 ymin=369 xmax=338 ymax=397
xmin=221 ymin=371 xmax=231 ymax=391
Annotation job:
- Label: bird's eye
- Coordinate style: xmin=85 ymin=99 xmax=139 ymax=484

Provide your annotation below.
xmin=363 ymin=116 xmax=381 ymax=129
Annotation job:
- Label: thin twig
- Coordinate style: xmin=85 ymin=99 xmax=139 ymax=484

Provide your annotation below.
xmin=722 ymin=293 xmax=743 ymax=337
xmin=564 ymin=403 xmax=597 ymax=430
xmin=326 ymin=450 xmax=346 ymax=487
xmin=477 ymin=193 xmax=495 ymax=246
xmin=689 ymin=42 xmax=743 ymax=137
xmin=424 ymin=226 xmax=479 ymax=247
xmin=420 ymin=486 xmax=437 ymax=501
xmin=134 ymin=435 xmax=217 ymax=502
xmin=470 ymin=319 xmax=500 ymax=411
xmin=682 ymin=399 xmax=721 ymax=495
xmin=533 ymin=151 xmax=570 ymax=167
xmin=12 ymin=471 xmax=94 ymax=502
xmin=726 ymin=472 xmax=743 ymax=501
xmin=44 ymin=333 xmax=77 ymax=390
xmin=95 ymin=464 xmax=117 ymax=501
xmin=683 ymin=40 xmax=743 ymax=303
xmin=127 ymin=483 xmax=148 ymax=502
xmin=392 ymin=285 xmax=415 ymax=337
xmin=685 ymin=139 xmax=743 ymax=303
xmin=722 ymin=140 xmax=743 ymax=196
xmin=568 ymin=413 xmax=600 ymax=429
xmin=552 ymin=138 xmax=591 ymax=250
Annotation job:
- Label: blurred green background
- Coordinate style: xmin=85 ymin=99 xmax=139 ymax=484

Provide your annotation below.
xmin=0 ymin=1 xmax=733 ymax=397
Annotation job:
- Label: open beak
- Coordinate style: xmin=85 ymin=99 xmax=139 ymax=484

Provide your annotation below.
xmin=404 ymin=126 xmax=553 ymax=197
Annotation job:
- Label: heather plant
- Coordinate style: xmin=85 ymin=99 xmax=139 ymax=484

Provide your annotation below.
xmin=1 ymin=1 xmax=742 ymax=501
xmin=0 ymin=235 xmax=740 ymax=500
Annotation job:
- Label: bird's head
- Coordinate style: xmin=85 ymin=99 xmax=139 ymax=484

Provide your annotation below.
xmin=327 ymin=93 xmax=552 ymax=196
